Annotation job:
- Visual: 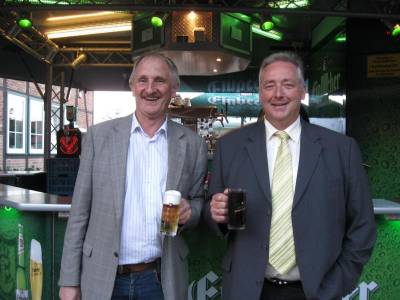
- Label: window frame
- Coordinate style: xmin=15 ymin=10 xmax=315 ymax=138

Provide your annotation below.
xmin=29 ymin=97 xmax=44 ymax=154
xmin=6 ymin=91 xmax=27 ymax=154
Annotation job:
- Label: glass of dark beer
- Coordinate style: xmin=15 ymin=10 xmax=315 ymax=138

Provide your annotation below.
xmin=160 ymin=190 xmax=181 ymax=236
xmin=228 ymin=188 xmax=246 ymax=230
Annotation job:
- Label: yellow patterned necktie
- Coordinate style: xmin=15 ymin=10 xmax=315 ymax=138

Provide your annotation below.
xmin=268 ymin=131 xmax=296 ymax=275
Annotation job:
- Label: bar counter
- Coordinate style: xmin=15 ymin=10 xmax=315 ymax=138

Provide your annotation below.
xmin=1 ymin=184 xmax=399 ymax=299
xmin=0 ymin=184 xmax=71 ymax=300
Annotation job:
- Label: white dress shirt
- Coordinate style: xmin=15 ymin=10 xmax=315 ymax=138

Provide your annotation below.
xmin=119 ymin=114 xmax=168 ymax=265
xmin=264 ymin=116 xmax=302 ymax=280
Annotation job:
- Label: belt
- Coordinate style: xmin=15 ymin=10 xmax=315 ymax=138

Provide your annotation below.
xmin=117 ymin=261 xmax=158 ymax=275
xmin=265 ymin=278 xmax=302 ymax=286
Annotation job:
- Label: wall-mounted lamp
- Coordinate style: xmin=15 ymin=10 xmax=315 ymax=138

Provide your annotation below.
xmin=71 ymin=53 xmax=87 ymax=68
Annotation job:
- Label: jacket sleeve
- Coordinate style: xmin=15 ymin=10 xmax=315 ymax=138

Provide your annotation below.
xmin=58 ymin=126 xmax=95 ymax=286
xmin=203 ymin=139 xmax=228 ymax=237
xmin=317 ymin=138 xmax=376 ymax=299
xmin=180 ymin=137 xmax=208 ymax=230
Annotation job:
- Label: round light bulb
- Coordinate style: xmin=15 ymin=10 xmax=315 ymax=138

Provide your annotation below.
xmin=261 ymin=21 xmax=274 ymax=31
xmin=151 ymin=16 xmax=163 ymax=27
xmin=18 ymin=18 xmax=32 ymax=29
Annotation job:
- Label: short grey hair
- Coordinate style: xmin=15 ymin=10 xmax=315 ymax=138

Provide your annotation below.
xmin=258 ymin=52 xmax=305 ymax=86
xmin=129 ymin=53 xmax=180 ymax=87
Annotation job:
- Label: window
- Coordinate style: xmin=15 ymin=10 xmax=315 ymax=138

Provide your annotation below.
xmin=29 ymin=98 xmax=44 ymax=154
xmin=7 ymin=92 xmax=26 ymax=154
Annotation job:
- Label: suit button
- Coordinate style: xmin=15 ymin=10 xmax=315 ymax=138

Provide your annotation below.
xmin=113 ymin=252 xmax=119 ymax=258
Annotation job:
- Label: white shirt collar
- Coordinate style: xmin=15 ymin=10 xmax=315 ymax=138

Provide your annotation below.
xmin=131 ymin=113 xmax=168 ymax=138
xmin=264 ymin=116 xmax=301 ymax=143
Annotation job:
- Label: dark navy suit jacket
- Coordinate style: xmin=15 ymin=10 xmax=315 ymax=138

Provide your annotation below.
xmin=206 ymin=120 xmax=376 ymax=300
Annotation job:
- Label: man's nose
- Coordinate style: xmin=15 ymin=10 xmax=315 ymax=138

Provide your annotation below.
xmin=145 ymin=81 xmax=155 ymax=92
xmin=273 ymin=85 xmax=283 ymax=98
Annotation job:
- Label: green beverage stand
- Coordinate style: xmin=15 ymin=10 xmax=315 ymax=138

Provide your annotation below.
xmin=0 ymin=183 xmax=399 ymax=300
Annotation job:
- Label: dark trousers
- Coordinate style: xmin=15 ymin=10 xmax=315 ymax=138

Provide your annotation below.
xmin=111 ymin=269 xmax=164 ymax=300
xmin=260 ymin=279 xmax=307 ymax=300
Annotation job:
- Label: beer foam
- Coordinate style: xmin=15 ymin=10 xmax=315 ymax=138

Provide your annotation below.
xmin=163 ymin=190 xmax=181 ymax=205
xmin=30 ymin=239 xmax=42 ymax=263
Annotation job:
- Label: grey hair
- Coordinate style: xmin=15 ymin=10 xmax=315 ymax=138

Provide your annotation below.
xmin=129 ymin=53 xmax=180 ymax=87
xmin=258 ymin=52 xmax=305 ymax=86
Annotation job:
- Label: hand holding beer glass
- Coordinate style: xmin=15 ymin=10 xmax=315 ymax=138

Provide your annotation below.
xmin=160 ymin=190 xmax=181 ymax=236
xmin=210 ymin=188 xmax=246 ymax=230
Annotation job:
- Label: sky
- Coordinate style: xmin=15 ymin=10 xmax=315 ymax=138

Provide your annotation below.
xmin=93 ymin=91 xmax=135 ymax=124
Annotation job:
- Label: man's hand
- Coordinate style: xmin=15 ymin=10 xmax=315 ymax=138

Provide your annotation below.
xmin=59 ymin=286 xmax=81 ymax=300
xmin=210 ymin=188 xmax=229 ymax=223
xmin=178 ymin=198 xmax=192 ymax=225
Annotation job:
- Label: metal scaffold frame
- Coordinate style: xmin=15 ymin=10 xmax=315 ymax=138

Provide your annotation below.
xmin=1 ymin=0 xmax=399 ymax=160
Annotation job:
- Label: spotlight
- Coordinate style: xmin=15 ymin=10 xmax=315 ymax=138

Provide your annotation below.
xmin=261 ymin=20 xmax=274 ymax=31
xmin=151 ymin=13 xmax=167 ymax=27
xmin=392 ymin=24 xmax=400 ymax=37
xmin=17 ymin=13 xmax=32 ymax=30
xmin=151 ymin=16 xmax=163 ymax=27
xmin=71 ymin=53 xmax=87 ymax=69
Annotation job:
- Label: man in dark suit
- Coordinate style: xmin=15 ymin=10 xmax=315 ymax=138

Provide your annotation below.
xmin=206 ymin=52 xmax=376 ymax=300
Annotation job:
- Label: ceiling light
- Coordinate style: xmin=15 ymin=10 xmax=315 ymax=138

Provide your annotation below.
xmin=188 ymin=11 xmax=197 ymax=21
xmin=392 ymin=24 xmax=400 ymax=37
xmin=46 ymin=11 xmax=116 ymax=22
xmin=46 ymin=21 xmax=131 ymax=39
xmin=213 ymin=69 xmax=218 ymax=73
xmin=251 ymin=24 xmax=283 ymax=41
xmin=261 ymin=20 xmax=274 ymax=31
xmin=335 ymin=32 xmax=346 ymax=43
xmin=216 ymin=58 xmax=222 ymax=62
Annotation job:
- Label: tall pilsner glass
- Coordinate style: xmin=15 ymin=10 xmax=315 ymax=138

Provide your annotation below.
xmin=160 ymin=190 xmax=181 ymax=236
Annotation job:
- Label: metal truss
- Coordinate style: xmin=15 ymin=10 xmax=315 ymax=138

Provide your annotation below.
xmin=1 ymin=0 xmax=399 ymax=19
xmin=54 ymin=48 xmax=132 ymax=67
xmin=0 ymin=10 xmax=59 ymax=64
xmin=1 ymin=1 xmax=399 ymax=69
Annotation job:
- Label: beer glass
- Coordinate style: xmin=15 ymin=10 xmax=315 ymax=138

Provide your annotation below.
xmin=30 ymin=239 xmax=43 ymax=300
xmin=228 ymin=189 xmax=246 ymax=230
xmin=160 ymin=190 xmax=181 ymax=236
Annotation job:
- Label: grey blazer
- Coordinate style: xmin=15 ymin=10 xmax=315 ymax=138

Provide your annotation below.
xmin=59 ymin=114 xmax=207 ymax=300
xmin=206 ymin=120 xmax=376 ymax=300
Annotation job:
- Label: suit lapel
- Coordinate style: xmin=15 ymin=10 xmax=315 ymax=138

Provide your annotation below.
xmin=293 ymin=121 xmax=322 ymax=209
xmin=110 ymin=115 xmax=132 ymax=222
xmin=245 ymin=122 xmax=271 ymax=203
xmin=166 ymin=120 xmax=186 ymax=190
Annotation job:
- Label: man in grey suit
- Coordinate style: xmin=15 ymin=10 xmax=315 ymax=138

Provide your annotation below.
xmin=59 ymin=53 xmax=207 ymax=300
xmin=206 ymin=52 xmax=376 ymax=300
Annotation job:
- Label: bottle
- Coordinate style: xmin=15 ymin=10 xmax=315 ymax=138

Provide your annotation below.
xmin=16 ymin=224 xmax=28 ymax=300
